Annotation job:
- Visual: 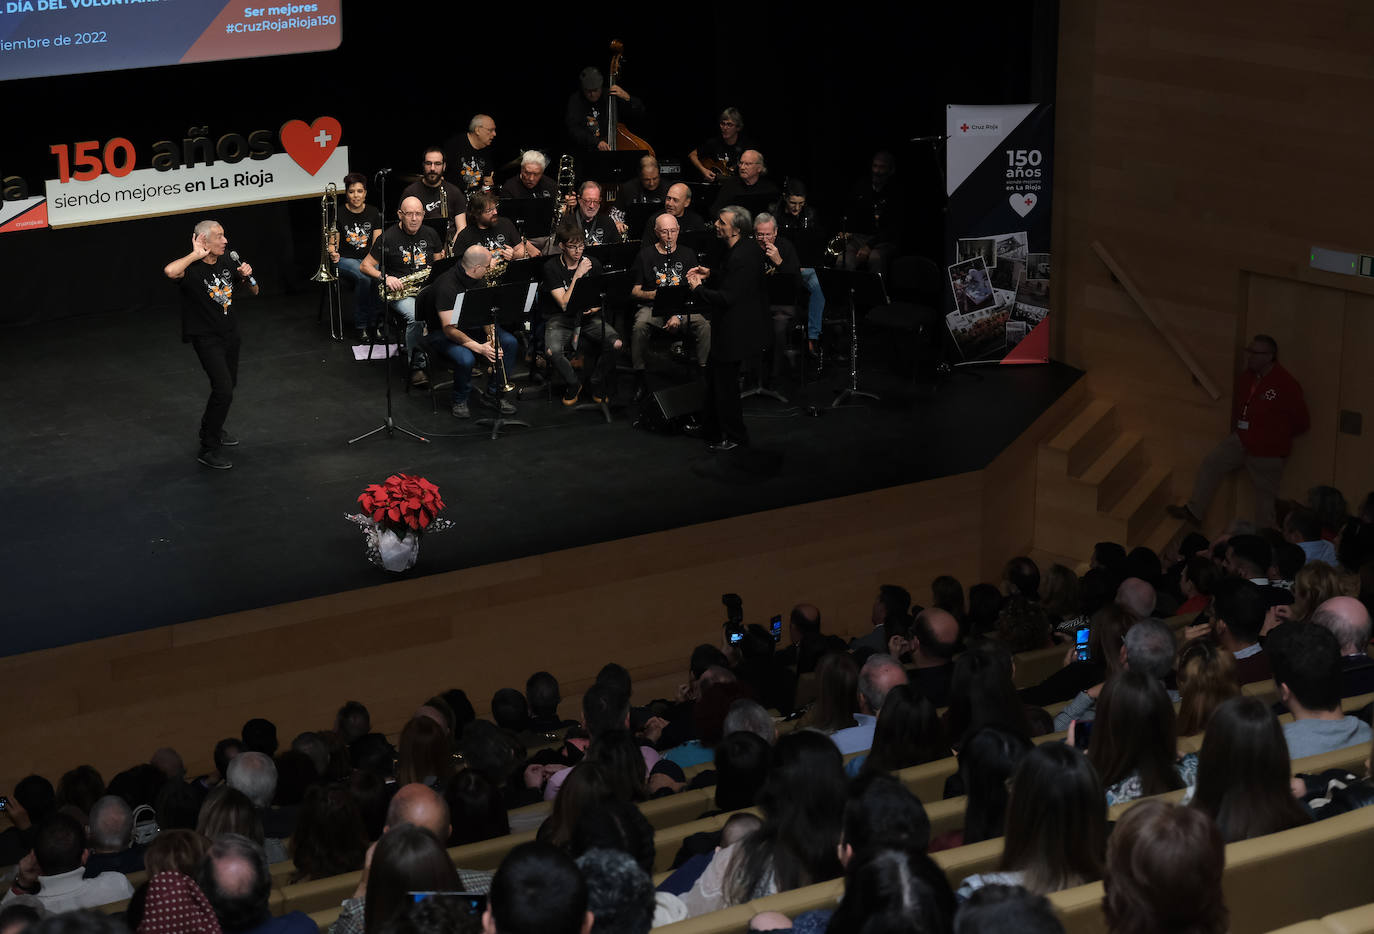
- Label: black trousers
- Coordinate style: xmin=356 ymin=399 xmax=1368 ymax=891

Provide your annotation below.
xmin=190 ymin=332 xmax=240 ymax=450
xmin=701 ymin=358 xmax=747 ymax=445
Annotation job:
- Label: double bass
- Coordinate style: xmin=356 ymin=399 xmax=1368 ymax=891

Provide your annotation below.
xmin=607 ymin=39 xmax=654 ymax=157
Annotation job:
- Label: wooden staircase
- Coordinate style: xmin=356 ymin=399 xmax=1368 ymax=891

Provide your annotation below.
xmin=1031 ymin=396 xmax=1186 ymax=567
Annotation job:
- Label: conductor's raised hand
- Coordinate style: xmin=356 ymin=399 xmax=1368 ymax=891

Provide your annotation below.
xmin=190 ymin=233 xmax=210 ymax=260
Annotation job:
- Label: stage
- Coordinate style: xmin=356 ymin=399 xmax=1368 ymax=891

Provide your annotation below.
xmin=0 ymin=293 xmax=1081 ymax=653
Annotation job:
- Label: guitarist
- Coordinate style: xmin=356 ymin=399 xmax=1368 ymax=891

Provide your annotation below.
xmin=689 ymin=107 xmax=750 ymax=181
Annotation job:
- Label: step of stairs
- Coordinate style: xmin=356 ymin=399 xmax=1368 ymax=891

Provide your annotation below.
xmin=1108 ymin=464 xmax=1174 ymax=545
xmin=1078 ymin=431 xmax=1145 ymax=513
xmin=1043 ymin=397 xmax=1117 ymax=478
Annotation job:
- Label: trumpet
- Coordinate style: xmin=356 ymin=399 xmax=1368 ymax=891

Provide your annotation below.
xmin=310 ymin=182 xmax=339 ymax=284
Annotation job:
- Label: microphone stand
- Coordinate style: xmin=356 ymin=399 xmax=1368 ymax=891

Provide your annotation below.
xmin=349 ymin=168 xmax=429 ymax=445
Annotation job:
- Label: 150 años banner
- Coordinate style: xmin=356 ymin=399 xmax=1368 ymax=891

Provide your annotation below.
xmin=3 ymin=117 xmax=350 ymax=231
xmin=945 ymin=103 xmax=1054 ymax=364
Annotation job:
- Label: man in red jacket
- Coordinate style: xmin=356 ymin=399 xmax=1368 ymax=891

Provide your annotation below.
xmin=1168 ymin=334 xmax=1308 ymax=529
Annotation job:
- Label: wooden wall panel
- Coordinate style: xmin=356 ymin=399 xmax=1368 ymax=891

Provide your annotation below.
xmin=0 ymin=378 xmax=1081 ymax=792
xmin=1052 ymin=0 xmax=1374 ymax=532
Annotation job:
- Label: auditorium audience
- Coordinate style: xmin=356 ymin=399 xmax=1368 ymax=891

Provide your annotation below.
xmin=14 ymin=488 xmax=1374 ymax=932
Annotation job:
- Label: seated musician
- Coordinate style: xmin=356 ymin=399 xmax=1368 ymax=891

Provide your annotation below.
xmin=453 ymin=191 xmax=540 ymax=260
xmin=572 ymin=181 xmax=623 ymax=245
xmin=617 ymin=155 xmax=665 ymax=207
xmin=423 ymin=245 xmax=519 ymax=419
xmin=399 ymin=147 xmax=467 ymax=241
xmin=501 ymin=151 xmax=558 ymax=200
xmin=630 ymin=213 xmax=710 ymax=398
xmin=330 ymin=171 xmax=383 ymax=342
xmin=775 ymin=181 xmax=828 ymax=354
xmin=642 ymin=183 xmax=708 ymax=239
xmin=709 ymin=150 xmax=780 ymax=217
xmin=566 ymin=66 xmax=645 ymax=153
xmin=688 ymin=107 xmax=750 ymax=181
xmin=446 ymin=114 xmax=497 ymax=194
xmin=540 ymin=225 xmax=622 ymax=405
xmin=842 ymin=150 xmax=903 ymax=278
xmin=360 ymin=196 xmax=443 ymax=387
xmin=754 ymin=212 xmax=802 ymax=378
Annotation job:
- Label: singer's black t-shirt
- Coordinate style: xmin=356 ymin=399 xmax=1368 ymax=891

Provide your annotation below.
xmin=179 ymin=255 xmax=243 ymax=341
xmin=453 ymin=217 xmax=522 ymax=257
xmin=338 ymin=204 xmax=383 ymax=261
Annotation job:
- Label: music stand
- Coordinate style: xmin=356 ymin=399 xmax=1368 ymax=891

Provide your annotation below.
xmin=564 ymin=269 xmax=631 ymax=422
xmin=648 ymin=283 xmax=700 ymax=375
xmin=464 ymin=280 xmax=532 ymax=440
xmin=580 ymin=151 xmax=647 ymax=195
xmin=742 ymin=271 xmax=800 ymax=405
xmin=815 ymin=268 xmax=887 ymax=408
xmin=500 ymin=199 xmax=556 ymax=248
xmin=349 ymin=168 xmax=429 ymax=446
xmin=492 ymin=253 xmax=542 ymax=385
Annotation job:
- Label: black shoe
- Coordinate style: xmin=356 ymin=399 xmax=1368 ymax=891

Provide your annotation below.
xmin=708 ymin=439 xmax=740 ymax=452
xmin=353 ymin=328 xmax=368 ymax=343
xmin=197 ymin=448 xmax=232 ymax=469
xmin=218 ymin=429 xmax=239 ymax=447
xmin=680 ymin=421 xmax=704 ymax=439
xmin=476 ymin=393 xmax=517 ymax=415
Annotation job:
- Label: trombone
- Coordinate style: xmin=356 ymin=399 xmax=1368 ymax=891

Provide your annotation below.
xmin=311 ymin=182 xmax=344 ymax=340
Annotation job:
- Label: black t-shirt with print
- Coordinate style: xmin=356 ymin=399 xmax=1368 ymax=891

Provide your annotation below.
xmin=368 ymin=224 xmax=441 ymax=277
xmin=539 ymin=254 xmax=604 ymax=322
xmin=630 ymin=243 xmax=697 ymax=307
xmin=399 ymin=180 xmax=467 ymax=223
xmin=575 ymin=210 xmax=622 ymax=246
xmin=454 ymin=217 xmax=522 ymax=257
xmin=338 ymin=204 xmax=383 ymax=261
xmin=179 ymin=255 xmax=243 ymax=341
xmin=451 ymin=136 xmax=495 ymax=194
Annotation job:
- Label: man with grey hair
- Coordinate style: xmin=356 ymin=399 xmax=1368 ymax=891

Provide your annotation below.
xmin=753 ymin=212 xmax=803 ymax=382
xmin=1115 ymin=577 xmax=1157 ymax=620
xmin=721 ymin=699 xmax=776 ymax=745
xmin=1313 ymin=596 xmax=1374 ymax=697
xmin=1054 ymin=617 xmax=1178 ymax=730
xmin=163 ymin=219 xmax=258 ymax=470
xmin=576 ymin=849 xmax=656 ymax=934
xmin=450 ymin=114 xmax=497 ymax=193
xmin=83 ymin=796 xmax=143 ymax=877
xmin=225 ymin=752 xmax=291 ymax=864
xmin=618 ymin=154 xmax=664 ymax=208
xmin=710 ymin=150 xmax=779 ymax=217
xmin=830 ymin=654 xmax=909 ymax=755
xmin=503 ymin=150 xmax=556 ymax=200
xmin=687 ymin=205 xmax=766 ymax=452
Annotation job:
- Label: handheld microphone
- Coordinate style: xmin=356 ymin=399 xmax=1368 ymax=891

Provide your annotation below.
xmin=229 ymin=251 xmax=258 ymax=289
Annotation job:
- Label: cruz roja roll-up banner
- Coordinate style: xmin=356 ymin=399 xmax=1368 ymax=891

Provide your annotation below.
xmin=945 ymin=103 xmax=1054 ymax=364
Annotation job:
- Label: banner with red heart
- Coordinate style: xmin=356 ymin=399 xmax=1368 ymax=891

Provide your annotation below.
xmin=280 ymin=117 xmax=342 ymax=176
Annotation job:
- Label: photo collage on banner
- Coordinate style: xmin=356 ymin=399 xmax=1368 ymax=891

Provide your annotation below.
xmin=945 ymin=103 xmax=1054 ymax=364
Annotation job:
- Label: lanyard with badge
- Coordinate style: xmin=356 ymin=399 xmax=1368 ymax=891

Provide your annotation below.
xmin=1237 ymin=373 xmax=1264 ymax=431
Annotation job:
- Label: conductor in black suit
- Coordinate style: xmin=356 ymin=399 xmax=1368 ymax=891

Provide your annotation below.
xmin=687 ymin=205 xmax=766 ymax=452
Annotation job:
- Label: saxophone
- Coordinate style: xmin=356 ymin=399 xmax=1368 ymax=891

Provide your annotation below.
xmin=379 ymin=266 xmax=431 ymax=300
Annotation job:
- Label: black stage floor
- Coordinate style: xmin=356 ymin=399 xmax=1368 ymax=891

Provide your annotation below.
xmin=0 ymin=294 xmax=1081 ymax=654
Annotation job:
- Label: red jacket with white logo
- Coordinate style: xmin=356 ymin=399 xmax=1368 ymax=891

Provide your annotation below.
xmin=1231 ymin=362 xmax=1309 ymax=457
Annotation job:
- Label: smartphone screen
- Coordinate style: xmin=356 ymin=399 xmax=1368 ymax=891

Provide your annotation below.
xmin=1074 ymin=627 xmax=1091 ymax=662
xmin=728 ymin=628 xmax=743 ymax=645
xmin=1072 ymin=719 xmax=1094 ymax=750
xmin=410 ymin=892 xmax=487 ymax=915
xmin=769 ymin=614 xmax=782 ymax=642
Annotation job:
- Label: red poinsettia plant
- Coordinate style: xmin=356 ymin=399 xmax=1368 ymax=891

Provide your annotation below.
xmin=357 ymin=474 xmax=446 ymax=537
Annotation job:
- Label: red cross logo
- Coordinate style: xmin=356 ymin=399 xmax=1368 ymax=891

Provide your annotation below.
xmin=960 ymin=123 xmax=969 ymax=132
